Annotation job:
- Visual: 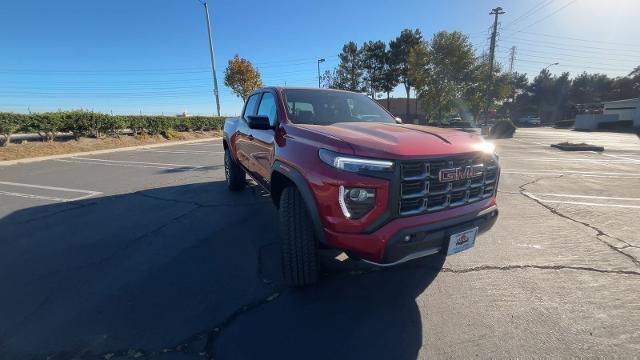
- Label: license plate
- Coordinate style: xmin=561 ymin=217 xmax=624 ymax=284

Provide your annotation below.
xmin=447 ymin=227 xmax=478 ymax=255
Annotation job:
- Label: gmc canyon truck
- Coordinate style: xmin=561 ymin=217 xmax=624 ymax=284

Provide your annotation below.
xmin=224 ymin=87 xmax=499 ymax=286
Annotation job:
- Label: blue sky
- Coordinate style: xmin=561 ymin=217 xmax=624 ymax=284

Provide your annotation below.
xmin=1 ymin=0 xmax=639 ymax=116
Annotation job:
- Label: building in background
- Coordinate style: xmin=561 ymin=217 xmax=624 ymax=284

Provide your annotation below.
xmin=603 ymin=98 xmax=640 ymax=127
xmin=376 ymin=98 xmax=425 ymax=123
xmin=575 ymin=97 xmax=639 ymax=130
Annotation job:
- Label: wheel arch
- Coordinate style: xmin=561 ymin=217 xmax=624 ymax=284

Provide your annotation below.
xmin=271 ymin=161 xmax=327 ymax=245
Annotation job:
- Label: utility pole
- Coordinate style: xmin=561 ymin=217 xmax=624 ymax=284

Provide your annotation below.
xmin=483 ymin=6 xmax=505 ymax=125
xmin=199 ymin=0 xmax=221 ymax=116
xmin=508 ymin=46 xmax=517 ymax=113
xmin=508 ymin=46 xmax=516 ymax=74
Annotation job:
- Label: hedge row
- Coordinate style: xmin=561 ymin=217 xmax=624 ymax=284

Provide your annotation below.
xmin=0 ymin=111 xmax=225 ymax=145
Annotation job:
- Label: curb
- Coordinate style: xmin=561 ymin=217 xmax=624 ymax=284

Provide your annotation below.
xmin=0 ymin=137 xmax=222 ymax=167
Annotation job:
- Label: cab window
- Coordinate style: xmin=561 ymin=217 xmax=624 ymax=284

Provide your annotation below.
xmin=243 ymin=94 xmax=260 ymax=121
xmin=257 ymin=92 xmax=278 ymax=127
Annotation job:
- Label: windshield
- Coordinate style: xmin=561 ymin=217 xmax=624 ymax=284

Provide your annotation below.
xmin=283 ymin=89 xmax=395 ymax=125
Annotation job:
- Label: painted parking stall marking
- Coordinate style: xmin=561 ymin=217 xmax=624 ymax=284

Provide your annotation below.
xmin=502 ymin=169 xmax=640 ymax=179
xmin=523 ymin=192 xmax=640 ymax=209
xmin=0 ymin=181 xmax=102 ymax=202
xmin=137 ymin=149 xmax=224 ymax=155
xmin=54 ymin=157 xmax=207 ymax=170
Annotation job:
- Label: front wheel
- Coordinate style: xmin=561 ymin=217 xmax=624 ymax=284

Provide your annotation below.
xmin=279 ymin=186 xmax=318 ymax=286
xmin=224 ymin=149 xmax=245 ymax=191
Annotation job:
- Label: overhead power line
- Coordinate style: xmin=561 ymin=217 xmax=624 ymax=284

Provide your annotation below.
xmin=514 ymin=59 xmax=631 ymax=72
xmin=503 ymin=0 xmax=555 ymax=29
xmin=496 ymin=48 xmax=639 ymax=68
xmin=0 ymin=67 xmax=209 ymax=74
xmin=495 ymin=45 xmax=635 ymax=60
xmin=503 ymin=0 xmax=578 ymax=40
xmin=501 ymin=29 xmax=640 ymax=48
xmin=504 ymin=36 xmax=640 ymax=56
xmin=253 ymin=55 xmax=338 ymax=66
xmin=501 ymin=52 xmax=635 ymax=71
xmin=0 ymin=56 xmax=339 ymax=74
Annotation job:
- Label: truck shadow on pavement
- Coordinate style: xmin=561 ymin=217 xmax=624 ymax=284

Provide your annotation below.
xmin=0 ymin=180 xmax=443 ymax=360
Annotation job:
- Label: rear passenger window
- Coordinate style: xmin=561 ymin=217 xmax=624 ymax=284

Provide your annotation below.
xmin=243 ymin=94 xmax=260 ymax=121
xmin=257 ymin=92 xmax=278 ymax=127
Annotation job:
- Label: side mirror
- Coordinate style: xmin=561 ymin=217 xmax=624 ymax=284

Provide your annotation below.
xmin=246 ymin=115 xmax=272 ymax=130
xmin=395 ymin=117 xmax=403 ymax=124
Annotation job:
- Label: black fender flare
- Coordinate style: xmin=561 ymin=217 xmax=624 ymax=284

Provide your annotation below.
xmin=272 ymin=161 xmax=327 ymax=245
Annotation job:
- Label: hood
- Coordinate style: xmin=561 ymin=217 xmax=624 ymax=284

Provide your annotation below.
xmin=294 ymin=122 xmax=487 ymax=159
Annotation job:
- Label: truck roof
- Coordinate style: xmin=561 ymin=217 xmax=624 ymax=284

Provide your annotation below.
xmin=255 ymin=86 xmax=362 ymax=94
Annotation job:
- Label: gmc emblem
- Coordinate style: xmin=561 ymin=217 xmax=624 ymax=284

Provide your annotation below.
xmin=439 ymin=165 xmax=484 ymax=182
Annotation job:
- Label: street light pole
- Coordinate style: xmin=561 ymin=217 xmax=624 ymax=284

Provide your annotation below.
xmin=199 ymin=0 xmax=221 ymax=116
xmin=317 ymin=58 xmax=325 ymax=88
xmin=544 ymin=62 xmax=560 ymax=71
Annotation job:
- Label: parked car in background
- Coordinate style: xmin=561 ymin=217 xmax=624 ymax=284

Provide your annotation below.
xmin=518 ymin=116 xmax=542 ymax=126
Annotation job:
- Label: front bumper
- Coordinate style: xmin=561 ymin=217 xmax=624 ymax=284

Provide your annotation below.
xmin=323 ymin=203 xmax=498 ymax=265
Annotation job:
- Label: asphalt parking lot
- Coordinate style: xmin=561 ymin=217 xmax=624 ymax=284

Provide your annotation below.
xmin=1 ymin=128 xmax=639 ymax=359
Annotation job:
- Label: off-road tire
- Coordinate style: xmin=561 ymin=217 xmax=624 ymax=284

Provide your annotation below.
xmin=279 ymin=186 xmax=318 ymax=286
xmin=224 ymin=149 xmax=245 ymax=191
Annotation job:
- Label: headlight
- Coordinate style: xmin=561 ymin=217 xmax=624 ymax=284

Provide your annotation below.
xmin=339 ymin=186 xmax=376 ymax=219
xmin=473 ymin=142 xmax=496 ymax=155
xmin=319 ymin=149 xmax=394 ymax=173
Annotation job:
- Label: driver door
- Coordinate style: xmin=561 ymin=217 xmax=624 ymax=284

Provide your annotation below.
xmin=233 ymin=93 xmax=261 ymax=172
xmin=249 ymin=91 xmax=278 ymax=185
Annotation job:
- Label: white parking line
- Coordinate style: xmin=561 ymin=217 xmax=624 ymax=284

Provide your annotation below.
xmin=500 ymin=157 xmax=635 ymax=165
xmin=531 ymin=193 xmax=640 ymax=201
xmin=183 ymin=142 xmax=222 ymax=146
xmin=523 ymin=192 xmax=640 ymax=209
xmin=502 ymin=170 xmax=640 ymax=178
xmin=70 ymin=157 xmax=205 ymax=168
xmin=0 ymin=191 xmax=70 ymax=202
xmin=602 ymin=153 xmax=640 ymax=164
xmin=54 ymin=159 xmax=175 ymax=169
xmin=513 ymin=138 xmax=547 ymax=147
xmin=0 ymin=181 xmax=102 ymax=202
xmin=138 ymin=149 xmax=224 ymax=155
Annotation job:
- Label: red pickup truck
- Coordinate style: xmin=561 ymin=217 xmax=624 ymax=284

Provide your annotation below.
xmin=223 ymin=87 xmax=499 ymax=286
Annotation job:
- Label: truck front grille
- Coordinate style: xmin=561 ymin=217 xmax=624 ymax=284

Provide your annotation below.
xmin=398 ymin=154 xmax=498 ymax=216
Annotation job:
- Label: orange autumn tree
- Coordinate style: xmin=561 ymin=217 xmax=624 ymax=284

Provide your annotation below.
xmin=224 ymin=55 xmax=264 ymax=101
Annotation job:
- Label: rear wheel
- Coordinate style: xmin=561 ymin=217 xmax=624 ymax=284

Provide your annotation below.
xmin=224 ymin=149 xmax=245 ymax=191
xmin=279 ymin=186 xmax=318 ymax=286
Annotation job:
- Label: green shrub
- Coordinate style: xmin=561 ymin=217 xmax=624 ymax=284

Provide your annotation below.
xmin=490 ymin=119 xmax=517 ymax=139
xmin=173 ymin=117 xmax=192 ymax=132
xmin=61 ymin=110 xmax=112 ymax=138
xmin=189 ymin=116 xmax=208 ymax=131
xmin=188 ymin=116 xmax=225 ymax=131
xmin=144 ymin=116 xmax=175 ymax=135
xmin=128 ymin=116 xmax=146 ymax=136
xmin=0 ymin=113 xmax=20 ymax=146
xmin=29 ymin=112 xmax=65 ymax=142
xmin=104 ymin=115 xmax=128 ymax=137
xmin=0 ymin=112 xmax=223 ymax=141
xmin=62 ymin=110 xmax=91 ymax=139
